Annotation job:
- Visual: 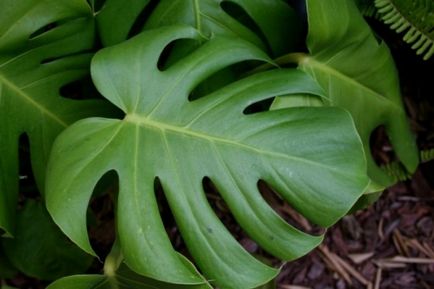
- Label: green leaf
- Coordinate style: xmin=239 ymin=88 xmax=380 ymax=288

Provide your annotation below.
xmin=2 ymin=200 xmax=93 ymax=280
xmin=0 ymin=0 xmax=112 ymax=236
xmin=46 ymin=26 xmax=369 ymax=289
xmin=276 ymin=0 xmax=418 ymax=188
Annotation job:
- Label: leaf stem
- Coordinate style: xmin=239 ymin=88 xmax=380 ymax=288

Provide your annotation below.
xmin=104 ymin=239 xmax=123 ymax=277
xmin=193 ymin=0 xmax=202 ymax=34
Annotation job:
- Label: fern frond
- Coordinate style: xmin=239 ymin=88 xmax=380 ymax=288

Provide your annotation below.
xmin=420 ymin=148 xmax=434 ymax=162
xmin=375 ymin=0 xmax=434 ymax=60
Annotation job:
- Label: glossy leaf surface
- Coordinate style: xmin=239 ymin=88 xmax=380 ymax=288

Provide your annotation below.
xmin=46 ymin=26 xmax=369 ymax=289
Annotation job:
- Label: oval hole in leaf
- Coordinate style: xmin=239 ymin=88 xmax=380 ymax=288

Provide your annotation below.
xmin=29 ymin=23 xmax=58 ymax=40
xmin=220 ymin=1 xmax=271 ymax=55
xmin=369 ymin=125 xmax=397 ymax=166
xmin=40 ymin=50 xmax=93 ymax=65
xmin=188 ymin=60 xmax=264 ymax=101
xmin=154 ymin=177 xmax=200 ymax=267
xmin=203 ymin=177 xmax=261 ymax=254
xmin=18 ymin=134 xmax=38 ymax=203
xmin=60 ymin=76 xmax=104 ymax=100
xmin=258 ymin=180 xmax=324 ymax=236
xmin=157 ymin=38 xmax=203 ymax=71
xmin=243 ymin=97 xmax=275 ymax=115
xmin=127 ymin=0 xmax=160 ymax=39
xmin=88 ymin=170 xmax=118 ymax=260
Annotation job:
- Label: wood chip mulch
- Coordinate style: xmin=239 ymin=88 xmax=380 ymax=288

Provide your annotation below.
xmin=274 ymin=165 xmax=434 ymax=289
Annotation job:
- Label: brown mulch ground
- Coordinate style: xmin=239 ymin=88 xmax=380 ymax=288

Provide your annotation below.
xmin=275 ymin=168 xmax=434 ymax=289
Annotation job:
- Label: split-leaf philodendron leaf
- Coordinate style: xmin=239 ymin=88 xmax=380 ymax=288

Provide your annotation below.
xmin=46 ymin=26 xmax=369 ymax=289
xmin=273 ymin=0 xmax=419 ymax=189
xmin=0 ymin=0 xmax=112 ymax=236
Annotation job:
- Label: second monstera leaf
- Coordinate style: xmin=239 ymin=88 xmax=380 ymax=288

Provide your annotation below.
xmin=273 ymin=0 xmax=419 ymax=190
xmin=0 ymin=0 xmax=111 ymax=237
xmin=46 ymin=26 xmax=368 ymax=289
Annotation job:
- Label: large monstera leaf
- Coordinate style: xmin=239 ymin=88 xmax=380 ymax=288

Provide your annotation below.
xmin=97 ymin=0 xmax=298 ymax=56
xmin=0 ymin=0 xmax=111 ymax=236
xmin=46 ymin=26 xmax=369 ymax=289
xmin=274 ymin=0 xmax=418 ymax=189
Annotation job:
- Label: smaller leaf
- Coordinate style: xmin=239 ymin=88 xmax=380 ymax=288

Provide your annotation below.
xmin=2 ymin=200 xmax=93 ymax=280
xmin=292 ymin=0 xmax=419 ymax=188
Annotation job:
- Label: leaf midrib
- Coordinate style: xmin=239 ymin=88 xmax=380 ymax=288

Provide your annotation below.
xmin=124 ymin=114 xmax=355 ymax=176
xmin=0 ymin=72 xmax=68 ymax=127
